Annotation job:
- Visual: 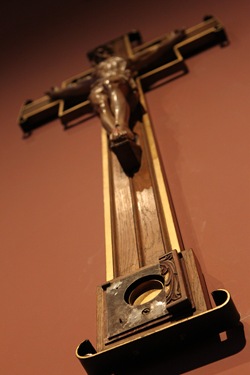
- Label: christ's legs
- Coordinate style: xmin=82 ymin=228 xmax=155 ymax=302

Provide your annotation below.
xmin=108 ymin=83 xmax=134 ymax=140
xmin=89 ymin=86 xmax=116 ymax=134
xmin=90 ymin=81 xmax=135 ymax=141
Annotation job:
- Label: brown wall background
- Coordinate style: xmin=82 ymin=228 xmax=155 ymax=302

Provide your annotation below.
xmin=1 ymin=1 xmax=250 ymax=374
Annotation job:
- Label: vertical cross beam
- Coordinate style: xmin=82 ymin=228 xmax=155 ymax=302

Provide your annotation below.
xmin=99 ymin=15 xmax=228 ymax=281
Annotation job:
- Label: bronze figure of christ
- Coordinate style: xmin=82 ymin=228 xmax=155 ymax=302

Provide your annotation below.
xmin=47 ymin=30 xmax=184 ymax=145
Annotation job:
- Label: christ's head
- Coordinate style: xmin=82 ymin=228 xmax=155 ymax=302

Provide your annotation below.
xmin=88 ymin=44 xmax=114 ymax=65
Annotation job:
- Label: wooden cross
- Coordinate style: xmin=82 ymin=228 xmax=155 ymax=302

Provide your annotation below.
xmin=18 ymin=16 xmax=240 ymax=375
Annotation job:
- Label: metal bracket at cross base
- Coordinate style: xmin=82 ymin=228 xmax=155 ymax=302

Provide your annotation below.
xmin=76 ymin=250 xmax=240 ymax=375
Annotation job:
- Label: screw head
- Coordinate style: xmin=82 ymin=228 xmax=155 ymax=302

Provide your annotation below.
xmin=142 ymin=307 xmax=150 ymax=315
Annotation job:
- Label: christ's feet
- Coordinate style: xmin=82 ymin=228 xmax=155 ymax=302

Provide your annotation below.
xmin=109 ymin=126 xmax=135 ymax=143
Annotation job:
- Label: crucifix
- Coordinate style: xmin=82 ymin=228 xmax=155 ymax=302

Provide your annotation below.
xmin=18 ymin=16 xmax=240 ymax=375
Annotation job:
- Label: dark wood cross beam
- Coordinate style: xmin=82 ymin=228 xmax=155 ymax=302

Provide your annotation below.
xmin=18 ymin=16 xmax=240 ymax=375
